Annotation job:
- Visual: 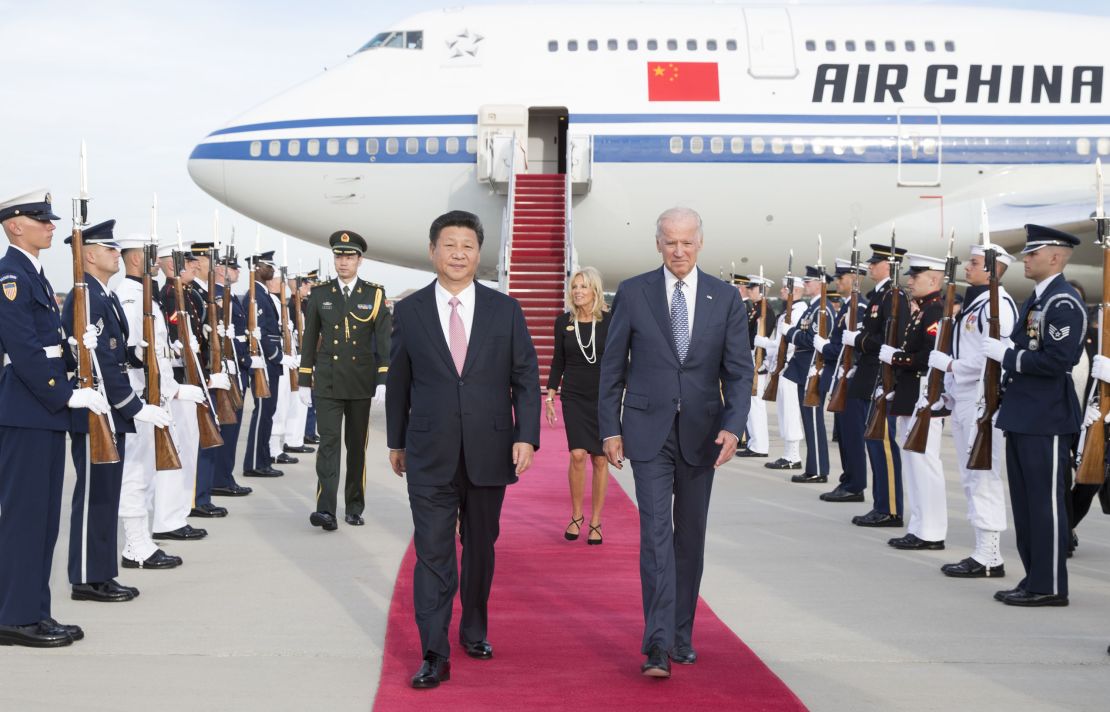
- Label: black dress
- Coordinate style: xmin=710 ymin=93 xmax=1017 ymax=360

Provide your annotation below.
xmin=547 ymin=312 xmax=608 ymax=455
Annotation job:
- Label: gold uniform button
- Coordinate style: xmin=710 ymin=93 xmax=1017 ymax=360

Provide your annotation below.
xmin=334 ymin=325 xmax=338 ymax=330
xmin=48 ymin=378 xmax=55 ymax=387
xmin=333 ymin=339 xmax=338 ymax=345
xmin=352 ymin=341 xmax=357 ymax=346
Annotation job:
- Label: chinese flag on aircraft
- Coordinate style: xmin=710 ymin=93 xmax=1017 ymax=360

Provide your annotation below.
xmin=647 ymin=61 xmax=720 ymax=101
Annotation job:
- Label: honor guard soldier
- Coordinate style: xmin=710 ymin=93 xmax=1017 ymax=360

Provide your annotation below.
xmin=785 ymin=266 xmax=835 ymax=483
xmin=739 ymin=274 xmax=775 ymax=458
xmin=266 ymin=269 xmax=302 ymax=467
xmin=817 ymin=258 xmax=870 ymax=502
xmin=0 ymin=189 xmax=107 ymax=647
xmin=211 ymin=249 xmax=253 ymax=497
xmin=753 ymin=277 xmax=807 ymax=469
xmin=301 ymin=269 xmax=321 ymax=445
xmin=880 ymin=254 xmax=947 ymax=550
xmin=62 ymin=221 xmax=173 ymax=601
xmin=932 ymin=245 xmax=1017 ymax=577
xmin=241 ymin=250 xmax=285 ymax=477
xmin=280 ymin=271 xmax=314 ymax=456
xmin=841 ymin=243 xmax=910 ymax=527
xmin=986 ymin=224 xmax=1085 ymax=607
xmin=298 ymin=231 xmax=391 ymax=530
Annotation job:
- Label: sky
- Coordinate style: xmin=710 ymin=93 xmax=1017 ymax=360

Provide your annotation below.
xmin=2 ymin=0 xmax=1107 ymax=294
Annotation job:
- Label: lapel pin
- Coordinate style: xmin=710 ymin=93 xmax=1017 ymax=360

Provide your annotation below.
xmin=706 ymin=295 xmax=713 ymax=299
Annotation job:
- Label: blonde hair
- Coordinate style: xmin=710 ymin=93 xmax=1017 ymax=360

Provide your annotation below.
xmin=565 ymin=266 xmax=607 ymax=321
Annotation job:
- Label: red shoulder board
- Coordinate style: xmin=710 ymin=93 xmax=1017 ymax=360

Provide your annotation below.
xmin=926 ymin=322 xmax=939 ymax=336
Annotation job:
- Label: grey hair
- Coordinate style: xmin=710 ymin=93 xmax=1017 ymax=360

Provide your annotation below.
xmin=655 ymin=207 xmax=704 ymax=241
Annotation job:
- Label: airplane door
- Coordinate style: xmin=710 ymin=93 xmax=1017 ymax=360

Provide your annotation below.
xmin=896 ymin=108 xmax=942 ymax=187
xmin=477 ymin=104 xmax=527 ymax=189
xmin=527 ymin=107 xmax=568 ymax=174
xmin=743 ymin=7 xmax=798 ymax=79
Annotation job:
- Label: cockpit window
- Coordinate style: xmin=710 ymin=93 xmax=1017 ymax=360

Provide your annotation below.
xmin=358 ymin=30 xmax=423 ymax=52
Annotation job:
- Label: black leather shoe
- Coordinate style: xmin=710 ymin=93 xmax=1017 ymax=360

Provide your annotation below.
xmin=0 ymin=622 xmax=73 ymax=648
xmin=71 ymin=581 xmax=135 ymax=603
xmin=888 ymin=534 xmax=944 ymax=550
xmin=1002 ymin=590 xmax=1068 ymax=607
xmin=994 ymin=586 xmax=1024 ymax=602
xmin=669 ymin=645 xmax=697 ymax=665
xmin=304 ymin=435 xmax=320 ymax=444
xmin=122 ymin=549 xmax=182 ymax=569
xmin=274 ymin=453 xmax=299 ymax=464
xmin=736 ymin=449 xmax=768 ymax=458
xmin=345 ymin=514 xmax=365 ymax=526
xmin=284 ymin=444 xmax=315 ymax=453
xmin=243 ymin=467 xmax=284 ymax=477
xmin=764 ymin=458 xmax=801 ymax=470
xmin=411 ymin=654 xmax=451 ymax=689
xmin=852 ymin=510 xmax=904 ymax=528
xmin=108 ymin=579 xmax=140 ymax=597
xmin=189 ymin=503 xmax=228 ymax=518
xmin=153 ymin=525 xmax=208 ymax=540
xmin=462 ymin=639 xmax=493 ymax=659
xmin=941 ymin=557 xmax=1004 ymax=578
xmin=641 ymin=644 xmax=671 ymax=678
xmin=790 ymin=472 xmax=827 ymax=483
xmin=211 ymin=484 xmax=252 ymax=497
xmin=42 ymin=618 xmax=84 ymax=641
xmin=310 ymin=512 xmax=338 ymax=531
xmin=820 ymin=485 xmax=865 ymax=502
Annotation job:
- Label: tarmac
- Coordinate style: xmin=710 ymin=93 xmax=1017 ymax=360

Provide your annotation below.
xmin=1 ymin=399 xmax=1108 ymax=711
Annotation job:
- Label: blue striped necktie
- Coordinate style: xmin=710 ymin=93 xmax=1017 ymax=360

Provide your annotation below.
xmin=671 ymin=280 xmax=689 ymax=363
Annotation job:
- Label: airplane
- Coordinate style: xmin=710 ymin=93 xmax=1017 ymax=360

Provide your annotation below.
xmin=187 ymin=2 xmax=1110 ymax=296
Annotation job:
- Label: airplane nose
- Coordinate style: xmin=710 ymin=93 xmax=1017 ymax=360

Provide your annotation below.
xmin=187 ymin=142 xmax=227 ymax=204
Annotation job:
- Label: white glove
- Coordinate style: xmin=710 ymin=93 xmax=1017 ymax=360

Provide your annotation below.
xmin=754 ymin=335 xmax=776 ymax=350
xmin=1092 ymin=354 xmax=1110 ymax=384
xmin=298 ymin=387 xmax=313 ymax=407
xmin=372 ymin=384 xmax=386 ymax=407
xmin=841 ymin=329 xmax=861 ymax=347
xmin=189 ymin=338 xmax=200 ymax=354
xmin=874 ymin=386 xmax=885 ymax=400
xmin=130 ymin=338 xmax=149 ymax=362
xmin=915 ymin=395 xmax=946 ymax=413
xmin=225 ymin=357 xmax=238 ymax=375
xmin=67 ymin=387 xmax=110 ymax=415
xmin=134 ymin=403 xmax=172 ymax=428
xmin=281 ymin=353 xmax=299 ymax=369
xmin=226 ymin=323 xmax=236 ymax=340
xmin=250 ymin=355 xmax=264 ymax=370
xmin=202 ymin=323 xmax=213 ymax=338
xmin=886 ymin=390 xmax=896 ymax=401
xmin=928 ymin=351 xmax=953 ymax=373
xmin=845 ymin=366 xmax=857 ymax=380
xmin=171 ymin=339 xmax=184 ymax=356
xmin=983 ymin=337 xmax=1007 ymax=363
xmin=1083 ymin=404 xmax=1102 ymax=429
xmin=807 ymin=365 xmax=818 ymax=379
xmin=83 ymin=324 xmax=98 ymax=351
xmin=879 ymin=344 xmax=898 ymax=365
xmin=176 ymin=384 xmax=205 ymax=403
xmin=941 ymin=392 xmax=955 ymax=411
xmin=216 ymin=323 xmax=226 ymax=339
xmin=208 ymin=372 xmax=231 ymax=390
xmin=251 ymin=327 xmax=261 ymax=341
xmin=813 ymin=334 xmax=829 ymax=352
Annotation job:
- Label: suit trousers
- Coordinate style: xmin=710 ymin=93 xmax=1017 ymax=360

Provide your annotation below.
xmin=244 ymin=368 xmax=280 ymax=472
xmin=155 ymin=398 xmax=198 ymax=533
xmin=865 ymin=414 xmax=903 ymax=516
xmin=630 ymin=420 xmax=715 ymax=654
xmin=838 ymin=397 xmax=870 ymax=494
xmin=746 ymin=374 xmax=769 ymax=454
xmin=0 ymin=427 xmax=65 ymax=625
xmin=798 ymin=380 xmax=830 ymax=476
xmin=407 ymin=454 xmax=506 ymax=659
xmin=314 ymin=396 xmax=371 ymax=517
xmin=213 ymin=401 xmax=245 ymax=489
xmin=195 ymin=443 xmax=216 ymax=508
xmin=1005 ymin=432 xmax=1069 ymax=597
xmin=895 ymin=415 xmax=947 ymax=542
xmin=69 ymin=434 xmax=125 ymax=585
xmin=119 ymin=419 xmax=178 ymax=561
xmin=949 ymin=395 xmax=1008 ymax=533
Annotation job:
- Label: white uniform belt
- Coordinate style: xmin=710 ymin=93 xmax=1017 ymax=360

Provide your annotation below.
xmin=235 ymin=336 xmax=247 ymax=342
xmin=2 ymin=345 xmax=63 ymax=367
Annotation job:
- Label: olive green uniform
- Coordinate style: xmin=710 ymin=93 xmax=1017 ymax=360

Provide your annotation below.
xmin=298 ymin=278 xmax=390 ymax=517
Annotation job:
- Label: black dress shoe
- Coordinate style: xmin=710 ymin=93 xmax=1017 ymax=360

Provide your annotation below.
xmin=411 ymin=653 xmax=451 ymax=689
xmin=888 ymin=533 xmax=944 ymax=550
xmin=122 ymin=549 xmax=182 ymax=569
xmin=941 ymin=557 xmax=1004 ymax=578
xmin=153 ymin=525 xmax=208 ymax=540
xmin=304 ymin=435 xmax=320 ymax=444
xmin=71 ymin=581 xmax=135 ymax=603
xmin=189 ymin=503 xmax=228 ymax=518
xmin=462 ymin=639 xmax=493 ymax=659
xmin=820 ymin=485 xmax=865 ymax=502
xmin=790 ymin=472 xmax=828 ymax=483
xmin=0 ymin=622 xmax=73 ymax=648
xmin=284 ymin=444 xmax=315 ymax=454
xmin=764 ymin=458 xmax=801 ymax=470
xmin=42 ymin=618 xmax=84 ymax=641
xmin=344 ymin=514 xmax=365 ymax=526
xmin=641 ymin=644 xmax=671 ymax=678
xmin=107 ymin=579 xmax=140 ymax=598
xmin=1002 ymin=590 xmax=1068 ymax=607
xmin=669 ymin=645 xmax=697 ymax=664
xmin=852 ymin=510 xmax=904 ymax=528
xmin=994 ymin=586 xmax=1024 ymax=602
xmin=211 ymin=484 xmax=252 ymax=497
xmin=274 ymin=453 xmax=299 ymax=464
xmin=243 ymin=467 xmax=284 ymax=477
xmin=736 ymin=449 xmax=768 ymax=458
xmin=310 ymin=511 xmax=338 ymax=531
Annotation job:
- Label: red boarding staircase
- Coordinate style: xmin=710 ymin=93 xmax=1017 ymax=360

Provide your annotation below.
xmin=506 ymin=173 xmax=566 ymax=386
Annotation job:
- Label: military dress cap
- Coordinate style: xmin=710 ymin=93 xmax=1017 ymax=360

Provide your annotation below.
xmin=745 ymin=274 xmax=773 ymax=287
xmin=217 ymin=252 xmax=241 ymax=269
xmin=866 ymin=242 xmax=908 ymax=264
xmin=826 ymin=286 xmax=842 ymax=299
xmin=64 ymin=219 xmax=119 ymax=248
xmin=0 ymin=188 xmax=61 ymax=223
xmin=730 ymin=273 xmax=750 ymax=286
xmin=303 ymin=269 xmax=320 ymax=282
xmin=970 ymin=243 xmax=1016 ymax=266
xmin=157 ymin=240 xmax=198 ymax=260
xmin=114 ymin=233 xmax=156 ymax=251
xmin=781 ymin=275 xmax=805 ymax=288
xmin=330 ymin=230 xmax=367 ymax=255
xmin=902 ymin=253 xmax=946 ymax=275
xmin=802 ymin=265 xmax=825 ymax=281
xmin=247 ymin=250 xmax=276 ymax=266
xmin=189 ymin=241 xmax=216 ymax=256
xmin=834 ymin=257 xmax=867 ymax=276
xmin=1020 ymin=224 xmax=1081 ymax=254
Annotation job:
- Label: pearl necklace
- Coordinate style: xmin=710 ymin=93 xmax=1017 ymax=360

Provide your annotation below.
xmin=573 ymin=315 xmax=597 ymax=364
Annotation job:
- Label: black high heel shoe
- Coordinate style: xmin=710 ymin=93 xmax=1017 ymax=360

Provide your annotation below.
xmin=564 ymin=516 xmax=584 ymax=541
xmin=587 ymin=523 xmax=603 ymax=546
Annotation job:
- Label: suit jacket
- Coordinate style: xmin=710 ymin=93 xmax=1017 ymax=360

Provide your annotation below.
xmin=386 ymin=280 xmax=540 ymax=487
xmin=598 ymin=267 xmax=753 ymax=466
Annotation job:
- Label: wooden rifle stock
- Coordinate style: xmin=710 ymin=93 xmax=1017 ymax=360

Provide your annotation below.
xmin=763 ymin=284 xmax=795 ymax=402
xmin=173 ymin=267 xmax=223 ymax=449
xmin=1077 ymin=243 xmax=1110 ymax=484
xmin=206 ymin=253 xmax=237 ymax=425
xmin=967 ymin=256 xmax=1002 ymax=470
xmin=803 ymin=279 xmax=828 ymax=407
xmin=904 ymin=280 xmax=958 ymax=453
xmin=142 ymin=249 xmax=181 ymax=471
xmin=219 ymin=263 xmax=244 ymax=410
xmin=752 ymin=296 xmax=767 ymax=396
xmin=864 ymin=283 xmax=901 ymax=441
xmin=280 ymin=270 xmax=298 ymax=392
xmin=293 ymin=276 xmax=307 ymax=389
xmin=247 ymin=267 xmax=271 ymax=398
xmin=70 ymin=223 xmax=120 ymax=465
xmin=826 ymin=281 xmax=859 ymax=414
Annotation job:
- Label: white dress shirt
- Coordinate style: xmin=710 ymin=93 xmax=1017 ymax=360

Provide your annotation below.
xmin=434 ymin=280 xmax=475 ymax=346
xmin=1033 ymin=273 xmax=1061 ymax=300
xmin=337 ymin=275 xmax=358 ymax=297
xmin=663 ymin=266 xmax=697 ymax=340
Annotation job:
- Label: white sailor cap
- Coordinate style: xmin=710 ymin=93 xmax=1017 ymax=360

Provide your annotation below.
xmin=834 ymin=258 xmax=867 ymax=276
xmin=0 ymin=188 xmax=61 ymax=223
xmin=157 ymin=241 xmax=198 ymax=260
xmin=115 ymin=233 xmax=156 ymax=252
xmin=780 ymin=275 xmax=805 ymax=288
xmin=969 ymin=244 xmax=1015 ymax=266
xmin=902 ymin=253 xmax=946 ymax=275
xmin=745 ymin=275 xmax=773 ymax=287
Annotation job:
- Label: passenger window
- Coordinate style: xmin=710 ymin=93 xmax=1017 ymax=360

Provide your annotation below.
xmin=725 ymin=39 xmax=737 ymax=51
xmin=249 ymin=141 xmax=262 ymax=158
xmin=405 ymin=137 xmax=418 ymax=155
xmin=751 ymin=137 xmax=766 ymax=154
xmin=687 ymin=39 xmax=697 ymax=51
xmin=326 ymin=139 xmax=339 ymax=156
xmin=730 ymin=137 xmax=744 ymax=154
xmin=710 ymin=137 xmax=724 ymax=154
xmin=465 ymin=137 xmax=477 ymax=154
xmin=905 ymin=40 xmax=916 ymax=52
xmin=884 ymin=40 xmax=895 ymax=51
xmin=669 ymin=136 xmax=684 ymax=154
xmin=924 ymin=40 xmax=936 ymax=52
xmin=825 ymin=40 xmax=836 ymax=51
xmin=667 ymin=39 xmax=677 ymax=50
xmin=548 ymin=40 xmax=558 ymax=52
xmin=366 ymin=138 xmax=379 ymax=155
xmin=706 ymin=39 xmax=718 ymax=51
xmin=845 ymin=40 xmax=856 ymax=52
xmin=426 ymin=137 xmax=439 ymax=155
xmin=268 ymin=140 xmax=281 ymax=157
xmin=288 ymin=139 xmax=301 ymax=157
xmin=445 ymin=137 xmax=459 ymax=154
xmin=944 ymin=40 xmax=956 ymax=51
xmin=865 ymin=40 xmax=876 ymax=51
xmin=627 ymin=39 xmax=638 ymax=50
xmin=587 ymin=39 xmax=598 ymax=51
xmin=689 ymin=136 xmax=704 ymax=154
xmin=568 ymin=40 xmax=578 ymax=51
xmin=346 ymin=138 xmax=359 ymax=156
xmin=385 ymin=138 xmax=398 ymax=155
xmin=805 ymin=40 xmax=816 ymax=51
xmin=607 ymin=39 xmax=618 ymax=51
xmin=306 ymin=139 xmax=320 ymax=157
xmin=647 ymin=39 xmax=658 ymax=50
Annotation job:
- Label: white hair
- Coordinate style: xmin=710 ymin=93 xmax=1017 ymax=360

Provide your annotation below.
xmin=655 ymin=207 xmax=704 ymax=241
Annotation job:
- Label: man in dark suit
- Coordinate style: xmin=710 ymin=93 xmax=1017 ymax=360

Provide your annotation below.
xmin=599 ymin=207 xmax=753 ymax=678
xmin=386 ymin=210 xmax=540 ymax=689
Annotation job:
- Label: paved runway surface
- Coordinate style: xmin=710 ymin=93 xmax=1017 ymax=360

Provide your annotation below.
xmin=1 ymin=400 xmax=1107 ymax=711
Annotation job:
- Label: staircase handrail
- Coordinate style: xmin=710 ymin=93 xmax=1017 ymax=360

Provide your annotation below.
xmin=565 ymin=135 xmax=575 ymax=278
xmin=497 ymin=131 xmax=521 ymax=292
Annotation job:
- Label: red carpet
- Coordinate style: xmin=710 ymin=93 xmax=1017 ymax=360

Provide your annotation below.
xmin=372 ymin=419 xmax=808 ymax=711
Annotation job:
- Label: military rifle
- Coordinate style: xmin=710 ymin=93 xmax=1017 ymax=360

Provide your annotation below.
xmin=220 ymin=238 xmax=244 ymax=411
xmin=247 ymin=256 xmax=271 ymax=398
xmin=752 ymin=264 xmax=766 ymax=397
xmin=864 ymin=227 xmax=900 ymax=441
xmin=207 ymin=243 xmax=237 ymax=425
xmin=280 ymin=263 xmax=298 ymax=392
xmin=172 ymin=249 xmax=223 ymax=449
xmin=1078 ymin=159 xmax=1109 ymax=484
xmin=143 ymin=240 xmax=182 ymax=470
xmin=826 ymin=229 xmax=860 ymax=413
xmin=763 ymin=250 xmax=794 ymax=402
xmin=804 ymin=235 xmax=828 ymax=407
xmin=968 ymin=203 xmax=1002 ymax=470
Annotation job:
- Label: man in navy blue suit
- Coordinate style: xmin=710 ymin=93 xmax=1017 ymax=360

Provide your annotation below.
xmin=387 ymin=210 xmax=539 ymax=689
xmin=599 ymin=207 xmax=753 ymax=678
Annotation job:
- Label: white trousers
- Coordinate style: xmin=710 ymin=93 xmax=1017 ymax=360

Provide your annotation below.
xmin=949 ymin=393 xmax=1009 ymax=533
xmin=896 ymin=414 xmax=947 ymax=542
xmin=155 ymin=398 xmax=198 ymax=533
xmin=283 ymin=383 xmax=309 ymax=448
xmin=269 ymin=371 xmax=291 ymax=457
xmin=746 ymin=373 xmax=769 ymax=454
xmin=118 ymin=419 xmax=182 ymax=560
xmin=777 ymin=376 xmax=803 ymax=460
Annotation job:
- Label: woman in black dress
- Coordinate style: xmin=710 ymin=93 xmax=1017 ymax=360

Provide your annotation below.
xmin=546 ymin=266 xmax=609 ymax=544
